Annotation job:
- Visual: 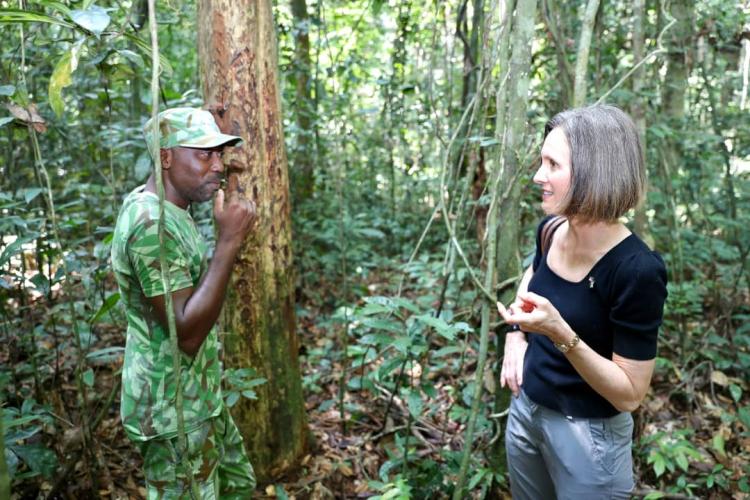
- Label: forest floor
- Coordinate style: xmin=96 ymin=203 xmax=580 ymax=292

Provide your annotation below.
xmin=6 ymin=290 xmax=750 ymax=499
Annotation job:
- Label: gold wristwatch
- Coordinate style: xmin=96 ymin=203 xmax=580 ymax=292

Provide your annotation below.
xmin=554 ymin=334 xmax=580 ymax=353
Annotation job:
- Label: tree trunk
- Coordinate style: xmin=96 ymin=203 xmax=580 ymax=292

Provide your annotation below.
xmin=659 ymin=0 xmax=693 ymax=357
xmin=290 ymin=0 xmax=314 ymax=202
xmin=542 ymin=0 xmax=573 ymax=108
xmin=630 ymin=0 xmax=650 ymax=242
xmin=197 ymin=0 xmax=309 ymax=482
xmin=492 ymin=0 xmax=537 ymax=478
xmin=572 ymin=0 xmax=600 ymax=106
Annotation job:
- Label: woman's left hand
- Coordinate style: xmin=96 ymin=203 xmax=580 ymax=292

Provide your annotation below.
xmin=497 ymin=291 xmax=570 ymax=344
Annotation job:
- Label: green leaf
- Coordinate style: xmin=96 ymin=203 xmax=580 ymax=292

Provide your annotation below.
xmin=225 ymin=391 xmax=239 ymax=407
xmin=406 ymin=389 xmax=422 ymax=418
xmin=0 ymin=8 xmax=75 ymax=29
xmin=737 ymin=406 xmax=750 ymax=429
xmin=48 ymin=45 xmax=80 ymax=117
xmin=675 ymin=453 xmax=689 ymax=472
xmin=22 ymin=188 xmax=44 ymax=204
xmin=729 ymin=384 xmax=742 ymax=403
xmin=432 ymin=345 xmax=462 ymax=358
xmin=392 ymin=336 xmax=411 ymax=354
xmin=390 ymin=297 xmax=420 ymax=314
xmin=29 ymin=0 xmax=72 ymax=18
xmin=468 ymin=468 xmax=487 ymax=490
xmin=0 ymin=84 xmax=14 ymax=96
xmin=9 ymin=443 xmax=58 ymax=478
xmin=0 ymin=116 xmax=13 ymax=128
xmin=123 ymin=32 xmax=174 ymax=77
xmin=415 ymin=314 xmax=455 ymax=341
xmin=69 ymin=5 xmax=109 ymax=36
xmin=362 ymin=317 xmax=402 ymax=334
xmin=0 ymin=234 xmax=38 ymax=268
xmin=82 ymin=368 xmax=95 ymax=387
xmin=274 ymin=485 xmax=289 ymax=500
xmin=644 ymin=492 xmax=665 ymax=500
xmin=118 ymin=49 xmax=144 ymax=69
xmin=712 ymin=433 xmax=726 ymax=456
xmin=88 ymin=292 xmax=120 ymax=324
xmin=86 ymin=346 xmax=124 ymax=362
xmin=240 ymin=390 xmax=257 ymax=400
xmin=650 ymin=451 xmax=666 ymax=477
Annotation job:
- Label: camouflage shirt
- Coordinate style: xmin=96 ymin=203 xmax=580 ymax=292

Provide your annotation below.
xmin=111 ymin=185 xmax=223 ymax=442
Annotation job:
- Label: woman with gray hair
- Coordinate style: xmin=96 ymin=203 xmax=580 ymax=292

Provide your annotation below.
xmin=497 ymin=105 xmax=668 ymax=499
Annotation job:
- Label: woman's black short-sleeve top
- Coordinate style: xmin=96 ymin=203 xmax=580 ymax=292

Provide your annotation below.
xmin=524 ymin=216 xmax=668 ymax=418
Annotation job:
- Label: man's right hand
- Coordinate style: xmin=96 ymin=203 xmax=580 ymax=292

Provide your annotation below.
xmin=213 ymin=174 xmax=256 ymax=247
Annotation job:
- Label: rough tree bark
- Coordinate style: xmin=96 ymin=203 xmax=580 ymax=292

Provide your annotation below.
xmin=197 ymin=0 xmax=308 ymax=482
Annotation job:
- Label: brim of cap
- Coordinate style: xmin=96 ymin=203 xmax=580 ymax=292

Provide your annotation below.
xmin=178 ymin=133 xmax=243 ymax=148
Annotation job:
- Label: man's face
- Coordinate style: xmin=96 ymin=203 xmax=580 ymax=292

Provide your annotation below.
xmin=163 ymin=146 xmax=226 ymax=206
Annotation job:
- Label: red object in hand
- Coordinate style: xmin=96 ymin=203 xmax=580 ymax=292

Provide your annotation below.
xmin=521 ymin=301 xmax=534 ymax=313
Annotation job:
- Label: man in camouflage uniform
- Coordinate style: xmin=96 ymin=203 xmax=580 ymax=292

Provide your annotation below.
xmin=111 ymin=107 xmax=257 ymax=499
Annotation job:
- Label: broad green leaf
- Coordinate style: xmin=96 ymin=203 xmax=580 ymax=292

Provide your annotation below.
xmin=712 ymin=433 xmax=726 ymax=456
xmin=0 ymin=116 xmax=13 ymax=128
xmin=118 ymin=49 xmax=144 ymax=68
xmin=88 ymin=292 xmax=120 ymax=324
xmin=0 ymin=8 xmax=75 ymax=29
xmin=240 ymin=390 xmax=257 ymax=400
xmin=737 ymin=405 xmax=750 ymax=430
xmin=468 ymin=468 xmax=487 ymax=490
xmin=675 ymin=453 xmax=688 ymax=472
xmin=82 ymin=368 xmax=95 ymax=387
xmin=415 ymin=314 xmax=455 ymax=340
xmin=49 ymin=45 xmax=80 ymax=117
xmin=69 ymin=5 xmax=109 ymax=37
xmin=124 ymin=32 xmax=174 ymax=77
xmin=0 ymin=235 xmax=37 ymax=268
xmin=86 ymin=346 xmax=124 ymax=362
xmin=29 ymin=0 xmax=72 ymax=18
xmin=406 ymin=389 xmax=423 ymax=418
xmin=729 ymin=384 xmax=742 ymax=403
xmin=9 ymin=443 xmax=58 ymax=478
xmin=225 ymin=391 xmax=239 ymax=407
xmin=22 ymin=188 xmax=44 ymax=204
xmin=392 ymin=336 xmax=411 ymax=354
xmin=0 ymin=84 xmax=14 ymax=96
xmin=432 ymin=345 xmax=462 ymax=358
xmin=274 ymin=485 xmax=289 ymax=500
xmin=390 ymin=297 xmax=420 ymax=314
xmin=643 ymin=492 xmax=665 ymax=500
xmin=362 ymin=317 xmax=402 ymax=334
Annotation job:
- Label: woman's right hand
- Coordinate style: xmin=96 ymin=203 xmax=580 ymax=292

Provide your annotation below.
xmin=500 ymin=330 xmax=527 ymax=397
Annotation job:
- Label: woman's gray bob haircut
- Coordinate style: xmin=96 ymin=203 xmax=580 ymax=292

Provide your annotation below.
xmin=544 ymin=104 xmax=645 ymax=222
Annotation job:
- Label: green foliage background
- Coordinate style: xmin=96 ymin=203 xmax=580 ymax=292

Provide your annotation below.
xmin=0 ymin=0 xmax=749 ymax=497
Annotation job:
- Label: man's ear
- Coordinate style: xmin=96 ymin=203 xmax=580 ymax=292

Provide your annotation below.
xmin=159 ymin=148 xmax=172 ymax=169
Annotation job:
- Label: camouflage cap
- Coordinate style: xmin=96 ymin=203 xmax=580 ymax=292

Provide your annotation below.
xmin=143 ymin=107 xmax=242 ymax=154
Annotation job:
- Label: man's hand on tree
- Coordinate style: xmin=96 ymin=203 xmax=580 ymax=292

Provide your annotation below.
xmin=214 ymin=173 xmax=257 ymax=248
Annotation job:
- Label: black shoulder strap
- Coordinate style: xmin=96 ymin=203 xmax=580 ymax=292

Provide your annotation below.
xmin=541 ymin=216 xmax=566 ymax=255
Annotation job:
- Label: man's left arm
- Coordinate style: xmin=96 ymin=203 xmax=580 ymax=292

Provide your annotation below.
xmin=148 ymin=175 xmax=255 ymax=356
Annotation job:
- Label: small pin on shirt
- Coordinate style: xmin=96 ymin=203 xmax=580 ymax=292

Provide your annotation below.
xmin=588 ymin=276 xmax=595 ymax=288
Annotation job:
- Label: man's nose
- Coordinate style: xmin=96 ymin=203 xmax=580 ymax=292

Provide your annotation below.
xmin=210 ymin=153 xmax=224 ymax=171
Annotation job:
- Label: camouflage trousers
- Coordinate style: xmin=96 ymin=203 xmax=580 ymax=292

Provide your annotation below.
xmin=135 ymin=407 xmax=256 ymax=499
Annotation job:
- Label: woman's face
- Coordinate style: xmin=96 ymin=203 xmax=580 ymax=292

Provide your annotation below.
xmin=533 ymin=127 xmax=572 ymax=215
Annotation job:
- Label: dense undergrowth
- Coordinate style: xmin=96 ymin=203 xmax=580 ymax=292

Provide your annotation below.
xmin=2 ymin=0 xmax=750 ymax=498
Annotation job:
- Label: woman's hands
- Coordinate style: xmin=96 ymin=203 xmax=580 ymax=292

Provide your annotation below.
xmin=497 ymin=292 xmax=572 ymax=345
xmin=500 ymin=332 xmax=527 ymax=396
